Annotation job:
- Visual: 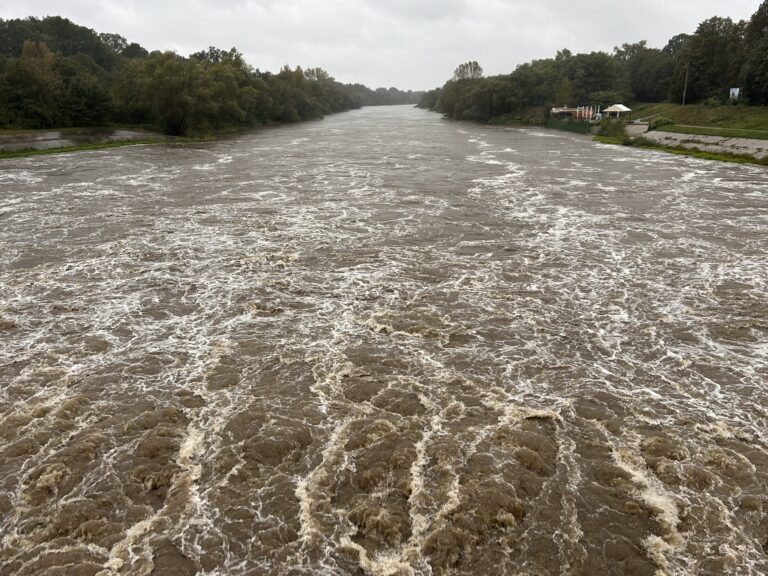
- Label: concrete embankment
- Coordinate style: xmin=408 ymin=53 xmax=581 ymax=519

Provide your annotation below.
xmin=0 ymin=129 xmax=158 ymax=152
xmin=632 ymin=127 xmax=768 ymax=160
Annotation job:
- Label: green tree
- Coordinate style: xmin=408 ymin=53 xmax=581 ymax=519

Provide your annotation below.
xmin=238 ymin=81 xmax=274 ymax=125
xmin=553 ymin=78 xmax=574 ymax=106
xmin=111 ymin=58 xmax=150 ymax=124
xmin=589 ymin=90 xmax=625 ymax=108
xmin=138 ymin=52 xmax=204 ymax=135
xmin=122 ymin=43 xmax=148 ymax=59
xmin=741 ymin=0 xmax=768 ymax=104
xmin=670 ymin=17 xmax=746 ymax=103
xmin=417 ymin=88 xmax=442 ymax=110
xmin=631 ymin=48 xmax=674 ymax=102
xmin=99 ymin=33 xmax=128 ymax=54
xmin=612 ymin=41 xmax=673 ymax=102
xmin=452 ymin=61 xmax=483 ymax=81
xmin=57 ymin=55 xmax=112 ymax=125
xmin=0 ymin=40 xmax=62 ymax=128
xmin=565 ymin=52 xmax=627 ymax=103
xmin=663 ymin=34 xmax=690 ymax=60
xmin=200 ymin=62 xmax=247 ymax=127
xmin=0 ymin=15 xmax=395 ymax=132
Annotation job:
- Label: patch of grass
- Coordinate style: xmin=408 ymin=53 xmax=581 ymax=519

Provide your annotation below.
xmin=593 ymin=135 xmax=625 ymax=145
xmin=0 ymin=139 xmax=165 ymax=159
xmin=655 ymin=125 xmax=768 ymax=140
xmin=631 ymin=103 xmax=768 ymax=131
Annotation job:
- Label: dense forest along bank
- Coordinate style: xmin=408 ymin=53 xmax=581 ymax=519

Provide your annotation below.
xmin=0 ymin=16 xmax=423 ymax=138
xmin=1 ymin=106 xmax=767 ymax=575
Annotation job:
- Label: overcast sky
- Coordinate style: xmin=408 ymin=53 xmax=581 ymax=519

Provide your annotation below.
xmin=1 ymin=0 xmax=761 ymax=90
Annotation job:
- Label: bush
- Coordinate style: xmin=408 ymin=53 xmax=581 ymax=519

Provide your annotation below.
xmin=594 ymin=119 xmax=630 ymax=144
xmin=597 ymin=119 xmax=627 ymax=138
xmin=648 ymin=117 xmax=674 ymax=130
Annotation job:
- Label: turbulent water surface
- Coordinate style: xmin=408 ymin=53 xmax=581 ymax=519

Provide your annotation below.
xmin=1 ymin=106 xmax=767 ymax=576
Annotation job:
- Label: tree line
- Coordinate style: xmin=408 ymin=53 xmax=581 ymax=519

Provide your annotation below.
xmin=419 ymin=0 xmax=768 ymax=122
xmin=0 ymin=16 xmax=422 ymax=135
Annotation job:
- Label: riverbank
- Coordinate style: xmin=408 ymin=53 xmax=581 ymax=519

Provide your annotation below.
xmin=0 ymin=128 xmax=168 ymax=159
xmin=636 ymin=130 xmax=768 ymax=162
xmin=631 ymin=102 xmax=768 ymax=131
xmin=485 ymin=102 xmax=768 ymax=166
xmin=599 ymin=124 xmax=768 ymax=166
xmin=613 ymin=103 xmax=768 ymax=165
xmin=0 ymin=116 xmax=337 ymax=159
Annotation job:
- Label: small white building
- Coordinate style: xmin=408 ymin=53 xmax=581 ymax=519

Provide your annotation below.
xmin=603 ymin=104 xmax=632 ymax=119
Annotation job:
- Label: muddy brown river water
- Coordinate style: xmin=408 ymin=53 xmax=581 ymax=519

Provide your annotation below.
xmin=1 ymin=106 xmax=767 ymax=575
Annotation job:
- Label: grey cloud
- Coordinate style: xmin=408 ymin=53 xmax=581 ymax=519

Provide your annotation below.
xmin=369 ymin=0 xmax=469 ymax=21
xmin=2 ymin=0 xmax=761 ymax=89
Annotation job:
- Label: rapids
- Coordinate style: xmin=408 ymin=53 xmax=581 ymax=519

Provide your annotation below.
xmin=1 ymin=106 xmax=767 ymax=575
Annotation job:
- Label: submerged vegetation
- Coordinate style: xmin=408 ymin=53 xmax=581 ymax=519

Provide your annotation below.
xmin=420 ymin=1 xmax=768 ymax=125
xmin=0 ymin=17 xmax=422 ymax=136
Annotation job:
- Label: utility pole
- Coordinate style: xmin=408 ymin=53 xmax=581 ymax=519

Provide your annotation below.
xmin=682 ymin=62 xmax=689 ymax=106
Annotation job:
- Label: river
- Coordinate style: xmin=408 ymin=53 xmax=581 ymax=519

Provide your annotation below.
xmin=1 ymin=106 xmax=767 ymax=575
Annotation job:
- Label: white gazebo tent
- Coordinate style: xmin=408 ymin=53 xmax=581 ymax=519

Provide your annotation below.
xmin=603 ymin=104 xmax=632 ymax=119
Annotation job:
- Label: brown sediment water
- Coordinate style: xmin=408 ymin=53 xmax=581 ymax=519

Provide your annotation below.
xmin=0 ymin=106 xmax=766 ymax=575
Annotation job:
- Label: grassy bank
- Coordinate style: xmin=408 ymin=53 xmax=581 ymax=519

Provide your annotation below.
xmin=594 ymin=135 xmax=626 ymax=145
xmin=592 ymin=103 xmax=768 ymax=166
xmin=596 ymin=131 xmax=768 ymax=166
xmin=654 ymin=125 xmax=768 ymax=140
xmin=0 ymin=120 xmax=307 ymax=159
xmin=0 ymin=123 xmax=256 ymax=159
xmin=632 ymin=103 xmax=768 ymax=131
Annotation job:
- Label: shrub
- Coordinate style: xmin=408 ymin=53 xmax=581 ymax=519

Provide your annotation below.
xmin=598 ymin=119 xmax=627 ymax=137
xmin=594 ymin=119 xmax=630 ymax=144
xmin=648 ymin=117 xmax=674 ymax=131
